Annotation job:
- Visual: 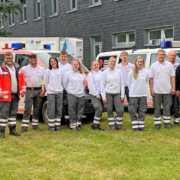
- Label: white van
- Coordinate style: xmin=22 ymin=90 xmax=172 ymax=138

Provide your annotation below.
xmin=96 ymin=48 xmax=180 ymax=108
xmin=0 ymin=48 xmax=95 ymax=124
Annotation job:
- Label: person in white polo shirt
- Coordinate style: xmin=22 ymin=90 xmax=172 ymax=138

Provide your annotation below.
xmin=149 ymin=49 xmax=175 ymax=130
xmin=101 ymin=57 xmax=125 ymax=131
xmin=87 ymin=60 xmax=104 ymax=131
xmin=116 ymin=51 xmax=134 ymax=102
xmin=128 ymin=56 xmax=149 ymax=131
xmin=63 ymin=59 xmax=86 ymax=131
xmin=168 ymin=50 xmax=179 ymax=125
xmin=58 ymin=51 xmax=72 ymax=127
xmin=44 ymin=57 xmax=64 ymax=131
xmin=21 ymin=54 xmax=46 ymax=133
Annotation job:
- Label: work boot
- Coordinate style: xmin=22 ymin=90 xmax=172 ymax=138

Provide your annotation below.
xmin=116 ymin=126 xmax=125 ymax=131
xmin=76 ymin=126 xmax=81 ymax=131
xmin=165 ymin=125 xmax=172 ymax=129
xmin=49 ymin=127 xmax=55 ymax=131
xmin=55 ymin=126 xmax=61 ymax=131
xmin=155 ymin=126 xmax=161 ymax=130
xmin=0 ymin=131 xmax=5 ymax=138
xmin=9 ymin=126 xmax=20 ymax=136
xmin=139 ymin=128 xmax=146 ymax=132
xmin=174 ymin=122 xmax=180 ymax=126
xmin=91 ymin=124 xmax=104 ymax=131
xmin=132 ymin=128 xmax=139 ymax=131
xmin=21 ymin=127 xmax=28 ymax=133
xmin=33 ymin=126 xmax=41 ymax=131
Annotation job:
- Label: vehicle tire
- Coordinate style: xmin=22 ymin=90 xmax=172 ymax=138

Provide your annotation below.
xmin=42 ymin=101 xmax=48 ymax=125
xmin=85 ymin=113 xmax=95 ymax=120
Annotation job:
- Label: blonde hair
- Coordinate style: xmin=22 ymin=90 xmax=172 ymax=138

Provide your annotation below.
xmin=90 ymin=60 xmax=99 ymax=73
xmin=109 ymin=56 xmax=116 ymax=61
xmin=132 ymin=56 xmax=144 ymax=80
xmin=157 ymin=49 xmax=165 ymax=55
xmin=120 ymin=51 xmax=128 ymax=56
xmin=71 ymin=59 xmax=84 ymax=74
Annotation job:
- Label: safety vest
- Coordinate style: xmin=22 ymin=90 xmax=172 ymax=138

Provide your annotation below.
xmin=0 ymin=64 xmax=26 ymax=102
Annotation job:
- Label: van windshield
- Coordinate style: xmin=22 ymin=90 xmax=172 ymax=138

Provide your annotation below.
xmin=36 ymin=53 xmax=89 ymax=73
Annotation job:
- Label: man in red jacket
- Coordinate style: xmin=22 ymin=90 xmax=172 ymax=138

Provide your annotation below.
xmin=0 ymin=52 xmax=26 ymax=138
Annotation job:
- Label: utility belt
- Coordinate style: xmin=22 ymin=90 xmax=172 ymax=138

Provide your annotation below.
xmin=26 ymin=87 xmax=42 ymax=90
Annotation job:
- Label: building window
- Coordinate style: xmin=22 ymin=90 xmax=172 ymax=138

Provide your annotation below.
xmin=144 ymin=26 xmax=173 ymax=46
xmin=0 ymin=13 xmax=4 ymax=29
xmin=34 ymin=0 xmax=41 ymax=19
xmin=89 ymin=0 xmax=101 ymax=7
xmin=20 ymin=0 xmax=27 ymax=23
xmin=49 ymin=0 xmax=58 ymax=16
xmin=9 ymin=11 xmax=14 ymax=26
xmin=90 ymin=35 xmax=102 ymax=62
xmin=112 ymin=31 xmax=135 ymax=49
xmin=67 ymin=0 xmax=77 ymax=12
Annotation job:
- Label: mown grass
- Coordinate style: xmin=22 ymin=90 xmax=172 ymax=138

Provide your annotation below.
xmin=1 ymin=112 xmax=180 ymax=180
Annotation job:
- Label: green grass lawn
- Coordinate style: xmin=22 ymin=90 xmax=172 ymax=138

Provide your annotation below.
xmin=1 ymin=112 xmax=180 ymax=180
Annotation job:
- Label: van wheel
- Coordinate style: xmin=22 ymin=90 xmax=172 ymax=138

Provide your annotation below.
xmin=42 ymin=101 xmax=48 ymax=125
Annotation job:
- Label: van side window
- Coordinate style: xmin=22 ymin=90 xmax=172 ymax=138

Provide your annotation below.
xmin=150 ymin=53 xmax=168 ymax=66
xmin=128 ymin=54 xmax=147 ymax=67
xmin=0 ymin=54 xmax=4 ymax=65
xmin=15 ymin=54 xmax=30 ymax=67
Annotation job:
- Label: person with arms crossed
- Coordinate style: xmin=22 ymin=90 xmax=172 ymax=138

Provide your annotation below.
xmin=149 ymin=49 xmax=175 ymax=130
xmin=0 ymin=52 xmax=26 ymax=138
xmin=21 ymin=54 xmax=46 ymax=133
xmin=44 ymin=57 xmax=64 ymax=131
xmin=63 ymin=59 xmax=86 ymax=131
xmin=58 ymin=51 xmax=72 ymax=127
xmin=168 ymin=50 xmax=179 ymax=125
xmin=116 ymin=51 xmax=134 ymax=102
xmin=101 ymin=57 xmax=125 ymax=131
xmin=87 ymin=60 xmax=104 ymax=131
xmin=127 ymin=56 xmax=149 ymax=131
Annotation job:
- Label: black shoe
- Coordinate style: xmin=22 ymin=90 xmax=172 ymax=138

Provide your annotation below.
xmin=9 ymin=129 xmax=20 ymax=136
xmin=155 ymin=126 xmax=161 ymax=130
xmin=174 ymin=122 xmax=180 ymax=126
xmin=165 ymin=125 xmax=172 ymax=129
xmin=0 ymin=131 xmax=5 ymax=138
xmin=139 ymin=128 xmax=146 ymax=132
xmin=33 ymin=126 xmax=41 ymax=131
xmin=76 ymin=126 xmax=81 ymax=131
xmin=132 ymin=128 xmax=139 ymax=131
xmin=110 ymin=128 xmax=115 ymax=131
xmin=71 ymin=128 xmax=77 ymax=131
xmin=49 ymin=127 xmax=55 ymax=131
xmin=21 ymin=127 xmax=28 ymax=133
xmin=97 ymin=126 xmax=105 ymax=131
xmin=55 ymin=127 xmax=61 ymax=131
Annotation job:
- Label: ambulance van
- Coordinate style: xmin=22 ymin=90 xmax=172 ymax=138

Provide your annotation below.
xmin=0 ymin=41 xmax=95 ymax=124
xmin=96 ymin=41 xmax=180 ymax=108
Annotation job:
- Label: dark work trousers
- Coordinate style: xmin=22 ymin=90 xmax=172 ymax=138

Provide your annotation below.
xmin=90 ymin=95 xmax=103 ymax=127
xmin=63 ymin=90 xmax=69 ymax=124
xmin=67 ymin=93 xmax=85 ymax=129
xmin=0 ymin=93 xmax=19 ymax=130
xmin=21 ymin=89 xmax=42 ymax=128
xmin=153 ymin=94 xmax=172 ymax=127
xmin=47 ymin=93 xmax=63 ymax=130
xmin=125 ymin=86 xmax=129 ymax=102
xmin=106 ymin=93 xmax=124 ymax=130
xmin=172 ymin=95 xmax=180 ymax=124
xmin=128 ymin=97 xmax=147 ymax=130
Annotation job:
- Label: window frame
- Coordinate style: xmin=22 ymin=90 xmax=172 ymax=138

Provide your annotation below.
xmin=116 ymin=32 xmax=135 ymax=45
xmin=49 ymin=0 xmax=58 ymax=17
xmin=20 ymin=0 xmax=27 ymax=23
xmin=9 ymin=11 xmax=15 ymax=26
xmin=34 ymin=0 xmax=41 ymax=20
xmin=0 ymin=12 xmax=4 ymax=29
xmin=67 ymin=0 xmax=77 ymax=13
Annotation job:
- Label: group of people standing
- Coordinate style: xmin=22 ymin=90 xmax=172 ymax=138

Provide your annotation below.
xmin=0 ymin=49 xmax=179 ymax=138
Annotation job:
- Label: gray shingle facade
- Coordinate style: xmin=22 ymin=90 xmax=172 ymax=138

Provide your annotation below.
xmin=1 ymin=0 xmax=180 ymax=68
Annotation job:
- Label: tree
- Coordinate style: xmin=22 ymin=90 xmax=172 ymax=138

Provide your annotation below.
xmin=0 ymin=0 xmax=22 ymax=37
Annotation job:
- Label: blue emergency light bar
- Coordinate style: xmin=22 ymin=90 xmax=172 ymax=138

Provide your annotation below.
xmin=44 ymin=44 xmax=51 ymax=50
xmin=160 ymin=41 xmax=171 ymax=48
xmin=11 ymin=43 xmax=25 ymax=49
